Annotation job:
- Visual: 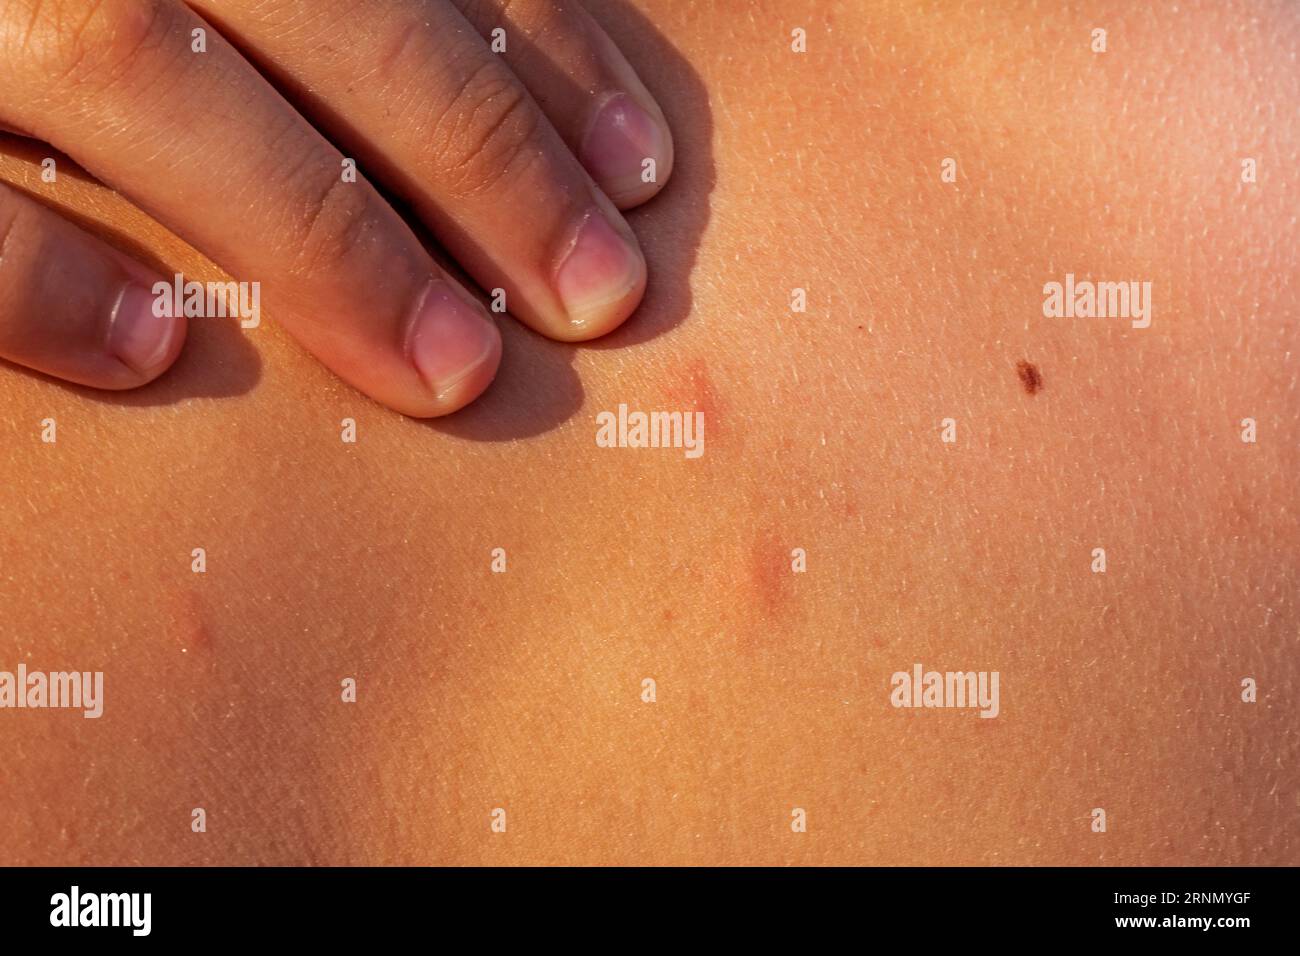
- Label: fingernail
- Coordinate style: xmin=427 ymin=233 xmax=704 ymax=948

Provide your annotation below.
xmin=407 ymin=283 xmax=500 ymax=399
xmin=109 ymin=282 xmax=178 ymax=374
xmin=554 ymin=210 xmax=645 ymax=331
xmin=581 ymin=93 xmax=668 ymax=199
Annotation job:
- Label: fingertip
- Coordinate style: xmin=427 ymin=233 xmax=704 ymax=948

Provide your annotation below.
xmin=405 ymin=282 xmax=503 ymax=416
xmin=419 ymin=334 xmax=502 ymax=416
xmin=107 ymin=281 xmax=187 ymax=384
xmin=551 ymin=209 xmax=648 ymax=341
xmin=581 ymin=93 xmax=674 ymax=209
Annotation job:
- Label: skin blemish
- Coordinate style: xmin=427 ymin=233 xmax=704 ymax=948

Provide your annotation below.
xmin=663 ymin=357 xmax=733 ymax=451
xmin=744 ymin=528 xmax=794 ymax=641
xmin=1016 ymin=360 xmax=1043 ymax=395
xmin=175 ymin=588 xmax=213 ymax=655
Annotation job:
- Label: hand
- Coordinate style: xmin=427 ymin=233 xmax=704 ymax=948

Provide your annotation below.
xmin=0 ymin=0 xmax=673 ymax=415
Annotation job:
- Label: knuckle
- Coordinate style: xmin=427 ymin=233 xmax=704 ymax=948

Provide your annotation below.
xmin=428 ymin=60 xmax=543 ymax=199
xmin=10 ymin=0 xmax=183 ymax=91
xmin=369 ymin=16 xmax=422 ymax=84
xmin=292 ymin=173 xmax=386 ymax=276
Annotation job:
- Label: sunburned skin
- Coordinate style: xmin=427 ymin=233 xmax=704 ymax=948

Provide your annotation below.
xmin=0 ymin=0 xmax=1297 ymax=865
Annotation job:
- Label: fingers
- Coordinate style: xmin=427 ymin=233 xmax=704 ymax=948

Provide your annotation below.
xmin=0 ymin=0 xmax=500 ymax=417
xmin=451 ymin=0 xmax=674 ymax=208
xmin=0 ymin=182 xmax=184 ymax=389
xmin=191 ymin=0 xmax=647 ymax=342
xmin=0 ymin=0 xmax=669 ymax=411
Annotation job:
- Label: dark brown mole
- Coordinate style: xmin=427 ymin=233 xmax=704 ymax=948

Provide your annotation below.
xmin=1016 ymin=360 xmax=1043 ymax=395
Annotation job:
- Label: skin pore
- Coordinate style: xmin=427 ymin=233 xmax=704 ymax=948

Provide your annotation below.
xmin=0 ymin=0 xmax=1296 ymax=864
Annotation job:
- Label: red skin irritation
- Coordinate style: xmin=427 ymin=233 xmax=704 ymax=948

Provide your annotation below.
xmin=744 ymin=529 xmax=794 ymax=643
xmin=176 ymin=589 xmax=212 ymax=654
xmin=662 ymin=358 xmax=732 ymax=453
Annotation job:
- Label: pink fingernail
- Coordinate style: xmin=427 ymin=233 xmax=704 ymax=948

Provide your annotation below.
xmin=109 ymin=282 xmax=178 ymax=374
xmin=554 ymin=210 xmax=645 ymax=331
xmin=580 ymin=93 xmax=668 ymax=198
xmin=407 ymin=284 xmax=500 ymax=399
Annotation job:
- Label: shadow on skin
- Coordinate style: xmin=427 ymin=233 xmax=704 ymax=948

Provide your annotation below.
xmin=576 ymin=0 xmax=717 ymax=351
xmin=430 ymin=0 xmax=716 ymax=440
xmin=0 ymin=135 xmax=264 ymax=405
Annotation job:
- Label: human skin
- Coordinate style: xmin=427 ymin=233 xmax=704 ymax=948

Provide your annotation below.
xmin=0 ymin=0 xmax=674 ymax=415
xmin=0 ymin=0 xmax=1296 ymax=865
